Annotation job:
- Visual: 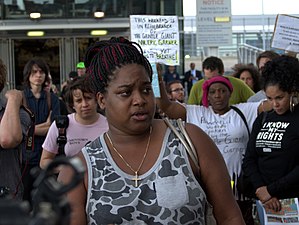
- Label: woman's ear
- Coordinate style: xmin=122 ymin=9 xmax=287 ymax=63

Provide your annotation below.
xmin=97 ymin=92 xmax=106 ymax=110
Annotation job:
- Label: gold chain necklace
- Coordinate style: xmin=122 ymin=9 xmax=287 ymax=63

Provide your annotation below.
xmin=105 ymin=126 xmax=153 ymax=187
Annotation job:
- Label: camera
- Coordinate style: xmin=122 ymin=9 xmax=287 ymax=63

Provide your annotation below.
xmin=55 ymin=115 xmax=69 ymax=155
xmin=55 ymin=115 xmax=69 ymax=129
xmin=0 ymin=156 xmax=84 ymax=225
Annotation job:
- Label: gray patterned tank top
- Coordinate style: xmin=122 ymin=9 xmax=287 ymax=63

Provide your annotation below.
xmin=82 ymin=123 xmax=208 ymax=225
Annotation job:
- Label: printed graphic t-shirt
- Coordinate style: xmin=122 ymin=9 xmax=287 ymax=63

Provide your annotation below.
xmin=42 ymin=113 xmax=108 ymax=156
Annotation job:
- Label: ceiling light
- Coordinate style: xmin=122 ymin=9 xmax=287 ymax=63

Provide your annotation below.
xmin=90 ymin=30 xmax=107 ymax=36
xmin=30 ymin=12 xmax=41 ymax=19
xmin=94 ymin=11 xmax=104 ymax=18
xmin=27 ymin=31 xmax=45 ymax=37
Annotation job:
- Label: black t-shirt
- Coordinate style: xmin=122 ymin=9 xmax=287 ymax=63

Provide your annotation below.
xmin=243 ymin=104 xmax=299 ymax=199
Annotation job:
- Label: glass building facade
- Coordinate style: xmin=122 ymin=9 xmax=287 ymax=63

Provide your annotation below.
xmin=1 ymin=1 xmax=296 ymax=88
xmin=0 ymin=0 xmax=183 ymax=89
xmin=182 ymin=13 xmax=299 ymax=74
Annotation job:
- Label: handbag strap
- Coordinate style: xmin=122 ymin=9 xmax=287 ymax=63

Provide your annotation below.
xmin=163 ymin=117 xmax=200 ymax=171
xmin=230 ymin=105 xmax=250 ymax=136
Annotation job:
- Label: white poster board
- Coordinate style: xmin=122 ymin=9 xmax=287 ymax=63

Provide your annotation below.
xmin=196 ymin=0 xmax=232 ymax=46
xmin=130 ymin=15 xmax=180 ymax=65
xmin=271 ymin=14 xmax=299 ymax=53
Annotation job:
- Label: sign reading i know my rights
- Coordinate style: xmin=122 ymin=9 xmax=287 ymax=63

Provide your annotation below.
xmin=130 ymin=15 xmax=180 ymax=65
xmin=271 ymin=14 xmax=299 ymax=53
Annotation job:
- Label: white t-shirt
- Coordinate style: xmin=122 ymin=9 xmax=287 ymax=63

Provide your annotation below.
xmin=186 ymin=103 xmax=260 ymax=198
xmin=42 ymin=113 xmax=109 ymax=157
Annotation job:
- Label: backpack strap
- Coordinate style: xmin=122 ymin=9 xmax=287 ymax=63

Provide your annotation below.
xmin=46 ymin=91 xmax=51 ymax=112
xmin=22 ymin=105 xmax=36 ymax=155
xmin=19 ymin=91 xmax=36 ymax=152
xmin=230 ymin=105 xmax=250 ymax=136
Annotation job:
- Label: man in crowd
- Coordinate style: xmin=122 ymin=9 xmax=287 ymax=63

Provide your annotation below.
xmin=166 ymin=80 xmax=186 ymax=104
xmin=184 ymin=62 xmax=202 ymax=96
xmin=163 ymin=65 xmax=180 ymax=84
xmin=188 ymin=56 xmax=254 ymax=105
xmin=0 ymin=59 xmax=31 ymax=200
xmin=76 ymin=62 xmax=86 ymax=76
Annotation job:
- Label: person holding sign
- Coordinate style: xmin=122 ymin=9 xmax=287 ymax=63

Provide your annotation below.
xmin=156 ymin=66 xmax=273 ymax=225
xmin=243 ymin=55 xmax=299 ymax=225
xmin=58 ymin=37 xmax=245 ymax=225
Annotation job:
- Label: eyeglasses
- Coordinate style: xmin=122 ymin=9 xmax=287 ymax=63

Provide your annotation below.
xmin=170 ymin=88 xmax=184 ymax=93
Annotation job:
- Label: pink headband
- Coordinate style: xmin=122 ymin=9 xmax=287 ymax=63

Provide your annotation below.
xmin=202 ymin=76 xmax=233 ymax=107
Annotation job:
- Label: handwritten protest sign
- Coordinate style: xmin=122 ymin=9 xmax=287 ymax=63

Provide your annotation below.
xmin=130 ymin=15 xmax=180 ymax=65
xmin=271 ymin=14 xmax=299 ymax=53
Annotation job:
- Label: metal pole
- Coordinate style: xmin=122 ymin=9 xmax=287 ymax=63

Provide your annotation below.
xmin=262 ymin=0 xmax=266 ymax=50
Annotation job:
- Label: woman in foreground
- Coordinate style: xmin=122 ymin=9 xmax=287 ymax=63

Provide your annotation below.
xmin=58 ymin=37 xmax=245 ymax=225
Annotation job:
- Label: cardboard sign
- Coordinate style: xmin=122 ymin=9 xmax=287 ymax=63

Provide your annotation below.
xmin=271 ymin=14 xmax=299 ymax=53
xmin=130 ymin=15 xmax=180 ymax=65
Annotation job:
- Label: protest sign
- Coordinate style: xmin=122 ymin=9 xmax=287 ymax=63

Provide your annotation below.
xmin=271 ymin=14 xmax=299 ymax=53
xmin=130 ymin=15 xmax=180 ymax=65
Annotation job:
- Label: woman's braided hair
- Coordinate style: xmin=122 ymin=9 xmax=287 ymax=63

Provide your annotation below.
xmin=84 ymin=37 xmax=153 ymax=93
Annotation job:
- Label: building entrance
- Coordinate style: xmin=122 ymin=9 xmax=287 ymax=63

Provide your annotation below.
xmin=14 ymin=39 xmax=60 ymax=90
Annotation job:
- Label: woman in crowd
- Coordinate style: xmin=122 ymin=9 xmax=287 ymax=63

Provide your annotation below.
xmin=157 ymin=73 xmax=271 ymax=225
xmin=40 ymin=75 xmax=108 ymax=168
xmin=187 ymin=56 xmax=254 ymax=105
xmin=247 ymin=51 xmax=280 ymax=102
xmin=58 ymin=37 xmax=245 ymax=225
xmin=242 ymin=55 xmax=299 ymax=224
xmin=232 ymin=63 xmax=261 ymax=93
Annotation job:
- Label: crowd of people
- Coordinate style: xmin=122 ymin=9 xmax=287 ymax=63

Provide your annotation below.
xmin=0 ymin=36 xmax=298 ymax=225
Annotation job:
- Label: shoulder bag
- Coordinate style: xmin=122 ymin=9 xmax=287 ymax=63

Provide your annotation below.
xmin=163 ymin=117 xmax=217 ymax=225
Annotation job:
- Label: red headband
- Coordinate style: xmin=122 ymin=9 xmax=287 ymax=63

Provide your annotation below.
xmin=202 ymin=76 xmax=233 ymax=107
